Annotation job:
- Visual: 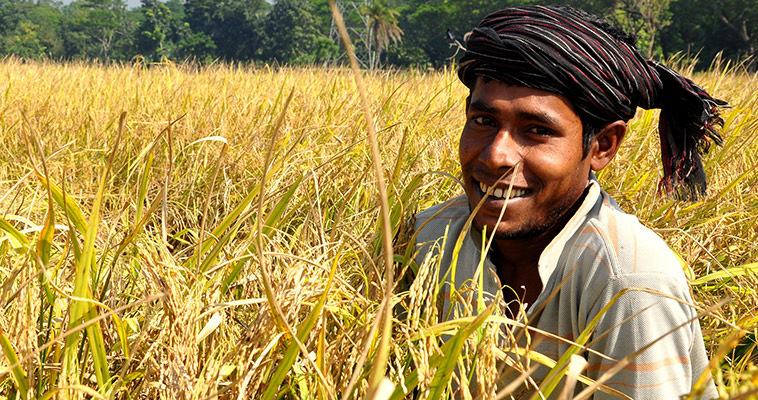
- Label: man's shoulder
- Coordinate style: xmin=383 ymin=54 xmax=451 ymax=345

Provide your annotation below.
xmin=571 ymin=191 xmax=685 ymax=280
xmin=415 ymin=194 xmax=470 ymax=221
xmin=414 ymin=195 xmax=470 ymax=238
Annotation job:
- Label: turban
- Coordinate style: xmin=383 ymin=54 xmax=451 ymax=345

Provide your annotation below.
xmin=457 ymin=5 xmax=727 ymax=201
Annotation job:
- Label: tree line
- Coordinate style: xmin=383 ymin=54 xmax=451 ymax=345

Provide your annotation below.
xmin=0 ymin=0 xmax=755 ymax=71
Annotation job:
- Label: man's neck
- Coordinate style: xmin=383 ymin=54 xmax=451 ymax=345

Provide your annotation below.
xmin=490 ymin=186 xmax=590 ymax=314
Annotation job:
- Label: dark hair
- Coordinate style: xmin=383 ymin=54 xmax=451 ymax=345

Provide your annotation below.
xmin=580 ymin=120 xmax=605 ymax=158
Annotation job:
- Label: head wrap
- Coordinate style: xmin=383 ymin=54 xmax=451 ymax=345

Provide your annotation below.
xmin=458 ymin=5 xmax=727 ymax=201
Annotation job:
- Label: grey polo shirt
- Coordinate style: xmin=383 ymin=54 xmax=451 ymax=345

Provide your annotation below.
xmin=413 ymin=180 xmax=717 ymax=399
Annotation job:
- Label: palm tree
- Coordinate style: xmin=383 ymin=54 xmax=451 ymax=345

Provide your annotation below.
xmin=361 ymin=0 xmax=403 ymax=69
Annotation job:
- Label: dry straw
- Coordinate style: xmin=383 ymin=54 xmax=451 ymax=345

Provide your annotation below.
xmin=0 ymin=52 xmax=755 ymax=398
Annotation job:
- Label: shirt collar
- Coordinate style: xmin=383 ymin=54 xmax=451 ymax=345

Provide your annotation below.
xmin=537 ymin=178 xmax=602 ymax=288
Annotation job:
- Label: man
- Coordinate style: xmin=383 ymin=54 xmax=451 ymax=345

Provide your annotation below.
xmin=412 ymin=5 xmax=725 ymax=399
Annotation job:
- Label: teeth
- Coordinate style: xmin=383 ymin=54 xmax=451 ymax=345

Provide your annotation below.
xmin=509 ymin=188 xmax=527 ymax=198
xmin=479 ymin=181 xmax=528 ymax=199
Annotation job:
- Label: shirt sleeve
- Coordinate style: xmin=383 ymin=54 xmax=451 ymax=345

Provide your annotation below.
xmin=584 ymin=273 xmax=716 ymax=399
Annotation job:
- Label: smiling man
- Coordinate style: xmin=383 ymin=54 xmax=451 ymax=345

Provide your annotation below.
xmin=412 ymin=5 xmax=725 ymax=399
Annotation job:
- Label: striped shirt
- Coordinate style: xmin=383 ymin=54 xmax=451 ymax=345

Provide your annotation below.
xmin=413 ymin=180 xmax=717 ymax=399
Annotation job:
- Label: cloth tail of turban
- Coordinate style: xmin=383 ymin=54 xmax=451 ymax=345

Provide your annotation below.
xmin=457 ymin=5 xmax=728 ymax=201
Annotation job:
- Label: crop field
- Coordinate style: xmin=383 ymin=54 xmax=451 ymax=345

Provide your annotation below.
xmin=0 ymin=57 xmax=756 ymax=399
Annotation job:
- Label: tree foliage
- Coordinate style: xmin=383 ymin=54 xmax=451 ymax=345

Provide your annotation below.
xmin=361 ymin=0 xmax=403 ymax=68
xmin=700 ymin=0 xmax=758 ymax=71
xmin=62 ymin=0 xmax=134 ymax=60
xmin=0 ymin=0 xmax=753 ymax=69
xmin=136 ymin=0 xmax=188 ymax=61
xmin=259 ymin=0 xmax=337 ymax=64
xmin=0 ymin=0 xmax=64 ymax=58
xmin=184 ymin=0 xmax=268 ymax=61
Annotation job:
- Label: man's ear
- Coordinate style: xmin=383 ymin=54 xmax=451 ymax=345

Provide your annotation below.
xmin=590 ymin=120 xmax=626 ymax=171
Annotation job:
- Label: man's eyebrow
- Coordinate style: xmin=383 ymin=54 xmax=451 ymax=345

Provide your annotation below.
xmin=468 ymin=100 xmax=497 ymax=114
xmin=468 ymin=99 xmax=562 ymax=126
xmin=517 ymin=110 xmax=561 ymax=126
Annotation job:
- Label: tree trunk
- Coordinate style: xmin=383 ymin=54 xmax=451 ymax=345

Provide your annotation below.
xmin=741 ymin=17 xmax=757 ymax=72
xmin=702 ymin=0 xmax=756 ymax=71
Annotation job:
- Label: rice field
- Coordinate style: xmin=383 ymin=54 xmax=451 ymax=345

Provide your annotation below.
xmin=0 ymin=56 xmax=756 ymax=399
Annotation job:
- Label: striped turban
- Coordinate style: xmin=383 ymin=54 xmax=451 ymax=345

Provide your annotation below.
xmin=458 ymin=5 xmax=727 ymax=201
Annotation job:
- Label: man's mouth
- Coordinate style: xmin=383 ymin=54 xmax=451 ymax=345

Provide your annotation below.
xmin=478 ymin=180 xmax=531 ymax=199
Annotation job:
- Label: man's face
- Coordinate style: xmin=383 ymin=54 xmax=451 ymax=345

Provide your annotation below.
xmin=460 ymin=77 xmax=593 ymax=239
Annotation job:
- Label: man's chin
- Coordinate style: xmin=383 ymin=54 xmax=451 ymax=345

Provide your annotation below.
xmin=492 ymin=226 xmax=549 ymax=240
xmin=473 ymin=218 xmax=549 ymax=241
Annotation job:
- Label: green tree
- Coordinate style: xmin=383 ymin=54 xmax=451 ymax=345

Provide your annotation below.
xmin=4 ymin=21 xmax=47 ymax=58
xmin=311 ymin=0 xmax=394 ymax=68
xmin=4 ymin=20 xmax=46 ymax=58
xmin=551 ymin=0 xmax=617 ymax=16
xmin=136 ymin=0 xmax=189 ymax=61
xmin=25 ymin=2 xmax=66 ymax=57
xmin=308 ymin=0 xmax=336 ymax=35
xmin=660 ymin=0 xmax=750 ymax=69
xmin=0 ymin=0 xmax=65 ymax=59
xmin=361 ymin=0 xmax=403 ymax=68
xmin=0 ymin=0 xmax=24 ymax=38
xmin=183 ymin=0 xmax=267 ymax=61
xmin=260 ymin=0 xmax=337 ymax=65
xmin=396 ymin=0 xmax=518 ymax=68
xmin=175 ymin=31 xmax=217 ymax=62
xmin=63 ymin=0 xmax=133 ymax=60
xmin=639 ymin=0 xmax=672 ymax=58
xmin=612 ymin=0 xmax=672 ymax=58
xmin=701 ymin=0 xmax=758 ymax=71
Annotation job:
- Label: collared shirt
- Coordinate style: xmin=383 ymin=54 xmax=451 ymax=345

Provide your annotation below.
xmin=413 ymin=180 xmax=717 ymax=399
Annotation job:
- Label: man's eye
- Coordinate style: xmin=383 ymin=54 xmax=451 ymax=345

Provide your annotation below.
xmin=472 ymin=116 xmax=494 ymax=126
xmin=528 ymin=126 xmax=554 ymax=136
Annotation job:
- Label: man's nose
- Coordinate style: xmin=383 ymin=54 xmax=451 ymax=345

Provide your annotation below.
xmin=478 ymin=130 xmax=521 ymax=170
